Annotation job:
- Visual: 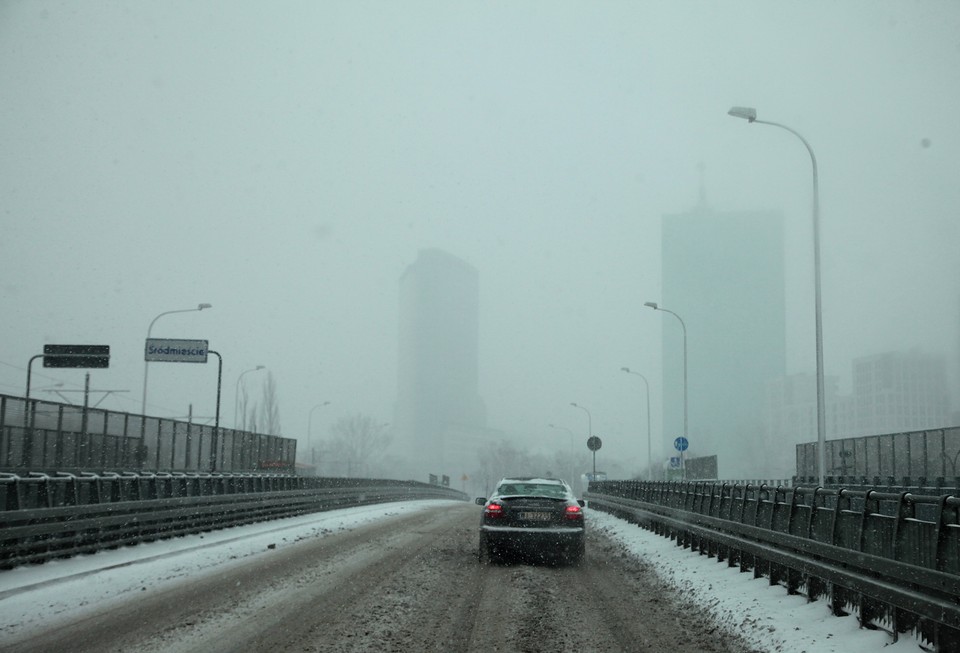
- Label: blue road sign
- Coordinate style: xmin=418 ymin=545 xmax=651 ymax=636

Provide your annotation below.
xmin=674 ymin=436 xmax=689 ymax=452
xmin=669 ymin=456 xmax=681 ymax=469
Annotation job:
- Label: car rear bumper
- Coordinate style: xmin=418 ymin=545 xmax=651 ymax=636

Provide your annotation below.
xmin=480 ymin=524 xmax=584 ymax=548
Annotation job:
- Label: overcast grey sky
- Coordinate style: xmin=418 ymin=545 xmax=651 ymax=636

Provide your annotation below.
xmin=2 ymin=1 xmax=958 ymax=472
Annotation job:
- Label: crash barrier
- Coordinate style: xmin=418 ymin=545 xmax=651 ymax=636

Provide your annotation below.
xmin=586 ymin=480 xmax=960 ymax=652
xmin=0 ymin=473 xmax=468 ymax=569
xmin=0 ymin=393 xmax=296 ymax=473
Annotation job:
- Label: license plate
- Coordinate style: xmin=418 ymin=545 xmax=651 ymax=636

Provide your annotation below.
xmin=520 ymin=511 xmax=551 ymax=521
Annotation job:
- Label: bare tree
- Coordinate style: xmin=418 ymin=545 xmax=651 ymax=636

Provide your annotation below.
xmin=257 ymin=372 xmax=282 ymax=436
xmin=241 ymin=372 xmax=282 ymax=435
xmin=326 ymin=414 xmax=391 ymax=477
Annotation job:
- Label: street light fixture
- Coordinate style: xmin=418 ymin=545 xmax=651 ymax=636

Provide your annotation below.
xmin=645 ymin=301 xmax=687 ymax=478
xmin=569 ymin=402 xmax=592 ymax=443
xmin=727 ymin=105 xmax=826 ymax=487
xmin=234 ymin=365 xmax=266 ymax=429
xmin=620 ymin=367 xmax=652 ymax=480
xmin=141 ymin=303 xmax=212 ymax=418
xmin=307 ymin=401 xmax=331 ymax=466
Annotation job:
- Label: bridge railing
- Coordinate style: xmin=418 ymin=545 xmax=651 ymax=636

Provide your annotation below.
xmin=0 ymin=472 xmax=468 ymax=568
xmin=587 ymin=480 xmax=960 ymax=651
xmin=0 ymin=393 xmax=296 ymax=474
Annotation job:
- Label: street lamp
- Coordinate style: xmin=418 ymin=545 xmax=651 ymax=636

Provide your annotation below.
xmin=307 ymin=401 xmax=331 ymax=465
xmin=141 ymin=303 xmax=212 ymax=418
xmin=727 ymin=105 xmax=826 ymax=487
xmin=569 ymin=402 xmax=592 ymax=442
xmin=645 ymin=301 xmax=687 ymax=477
xmin=620 ymin=367 xmax=652 ymax=480
xmin=234 ymin=365 xmax=266 ymax=429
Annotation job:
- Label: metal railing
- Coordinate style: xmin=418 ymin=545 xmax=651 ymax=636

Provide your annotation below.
xmin=0 ymin=393 xmax=296 ymax=473
xmin=0 ymin=472 xmax=468 ymax=568
xmin=587 ymin=480 xmax=960 ymax=652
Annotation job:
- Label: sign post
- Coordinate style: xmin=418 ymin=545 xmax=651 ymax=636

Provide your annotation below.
xmin=587 ymin=435 xmax=602 ymax=479
xmin=674 ymin=436 xmax=689 ymax=480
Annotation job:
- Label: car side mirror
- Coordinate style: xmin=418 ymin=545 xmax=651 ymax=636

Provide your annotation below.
xmin=475 ymin=497 xmax=487 ymax=505
xmin=577 ymin=499 xmax=585 ymax=507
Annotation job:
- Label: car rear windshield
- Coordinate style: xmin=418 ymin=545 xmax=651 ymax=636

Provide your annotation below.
xmin=497 ymin=483 xmax=566 ymax=498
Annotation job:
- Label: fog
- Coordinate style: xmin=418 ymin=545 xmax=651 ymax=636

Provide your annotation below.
xmin=2 ymin=2 xmax=958 ymax=484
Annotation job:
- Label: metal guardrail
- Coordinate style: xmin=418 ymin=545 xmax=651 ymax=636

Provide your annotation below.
xmin=586 ymin=480 xmax=960 ymax=652
xmin=0 ymin=473 xmax=467 ymax=569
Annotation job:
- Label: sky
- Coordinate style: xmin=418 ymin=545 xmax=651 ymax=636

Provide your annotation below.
xmin=0 ymin=502 xmax=925 ymax=652
xmin=1 ymin=1 xmax=959 ymax=478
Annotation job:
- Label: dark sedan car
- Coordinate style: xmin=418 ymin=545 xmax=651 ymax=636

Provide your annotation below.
xmin=476 ymin=477 xmax=585 ymax=565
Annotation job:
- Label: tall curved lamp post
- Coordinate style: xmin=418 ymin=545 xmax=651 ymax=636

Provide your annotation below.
xmin=307 ymin=401 xmax=331 ymax=466
xmin=620 ymin=367 xmax=652 ymax=480
xmin=233 ymin=366 xmax=266 ymax=430
xmin=569 ymin=402 xmax=592 ymax=443
xmin=645 ymin=301 xmax=687 ymax=479
xmin=728 ymin=106 xmax=825 ymax=487
xmin=141 ymin=303 xmax=213 ymax=418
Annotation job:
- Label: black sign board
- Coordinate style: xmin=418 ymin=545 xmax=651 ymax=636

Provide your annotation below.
xmin=43 ymin=344 xmax=110 ymax=368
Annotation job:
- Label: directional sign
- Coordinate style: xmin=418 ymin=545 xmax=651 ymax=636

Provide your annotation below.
xmin=587 ymin=436 xmax=602 ymax=451
xmin=145 ymin=338 xmax=209 ymax=363
xmin=669 ymin=456 xmax=682 ymax=469
xmin=43 ymin=344 xmax=110 ymax=368
xmin=674 ymin=436 xmax=689 ymax=452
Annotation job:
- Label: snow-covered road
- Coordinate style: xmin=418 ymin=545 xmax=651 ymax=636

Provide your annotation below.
xmin=0 ymin=501 xmax=925 ymax=652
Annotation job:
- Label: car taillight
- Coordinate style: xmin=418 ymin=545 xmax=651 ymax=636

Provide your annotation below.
xmin=484 ymin=503 xmax=504 ymax=517
xmin=564 ymin=505 xmax=583 ymax=519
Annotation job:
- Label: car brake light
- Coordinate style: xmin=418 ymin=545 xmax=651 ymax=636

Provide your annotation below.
xmin=564 ymin=505 xmax=583 ymax=519
xmin=485 ymin=503 xmax=504 ymax=517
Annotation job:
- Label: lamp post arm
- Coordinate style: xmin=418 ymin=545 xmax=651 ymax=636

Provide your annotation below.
xmin=753 ymin=117 xmax=826 ymax=487
xmin=658 ymin=307 xmax=688 ymax=441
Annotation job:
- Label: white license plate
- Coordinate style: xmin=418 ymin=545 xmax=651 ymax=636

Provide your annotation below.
xmin=520 ymin=511 xmax=551 ymax=521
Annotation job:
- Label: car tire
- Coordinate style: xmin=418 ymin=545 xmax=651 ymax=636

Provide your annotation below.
xmin=478 ymin=533 xmax=493 ymax=564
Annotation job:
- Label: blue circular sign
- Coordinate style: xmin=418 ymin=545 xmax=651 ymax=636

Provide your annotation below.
xmin=674 ymin=436 xmax=689 ymax=452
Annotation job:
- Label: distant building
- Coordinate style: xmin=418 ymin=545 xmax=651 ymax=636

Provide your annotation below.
xmin=852 ymin=350 xmax=950 ymax=436
xmin=394 ymin=249 xmax=487 ymax=480
xmin=659 ymin=202 xmax=786 ymax=479
xmin=764 ymin=349 xmax=952 ymax=477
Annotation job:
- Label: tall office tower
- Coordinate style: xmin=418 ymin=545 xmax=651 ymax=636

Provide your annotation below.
xmin=660 ymin=203 xmax=786 ymax=478
xmin=852 ymin=350 xmax=950 ymax=435
xmin=394 ymin=249 xmax=487 ymax=480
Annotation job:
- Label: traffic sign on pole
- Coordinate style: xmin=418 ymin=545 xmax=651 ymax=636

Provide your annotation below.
xmin=43 ymin=345 xmax=110 ymax=368
xmin=674 ymin=436 xmax=689 ymax=452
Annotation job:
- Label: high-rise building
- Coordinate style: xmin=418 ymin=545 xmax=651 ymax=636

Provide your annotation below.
xmin=660 ymin=203 xmax=786 ymax=478
xmin=852 ymin=350 xmax=950 ymax=436
xmin=394 ymin=249 xmax=486 ymax=479
xmin=765 ymin=349 xmax=952 ymax=478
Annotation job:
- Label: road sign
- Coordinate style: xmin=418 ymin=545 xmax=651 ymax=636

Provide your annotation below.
xmin=587 ymin=436 xmax=602 ymax=451
xmin=43 ymin=344 xmax=110 ymax=368
xmin=145 ymin=338 xmax=209 ymax=363
xmin=669 ymin=456 xmax=681 ymax=469
xmin=674 ymin=436 xmax=689 ymax=452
